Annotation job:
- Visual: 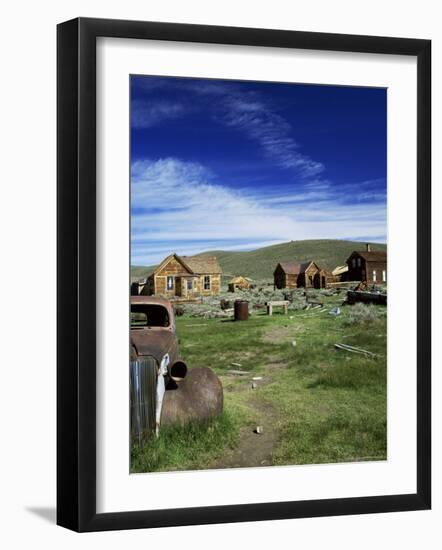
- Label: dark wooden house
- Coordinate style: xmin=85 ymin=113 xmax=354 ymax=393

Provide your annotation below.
xmin=274 ymin=261 xmax=326 ymax=289
xmin=142 ymin=253 xmax=222 ymax=298
xmin=346 ymin=244 xmax=387 ymax=284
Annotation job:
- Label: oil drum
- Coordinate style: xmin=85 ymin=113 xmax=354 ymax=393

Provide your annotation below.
xmin=234 ymin=299 xmax=249 ymax=321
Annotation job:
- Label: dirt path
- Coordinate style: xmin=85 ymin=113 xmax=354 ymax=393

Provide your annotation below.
xmin=209 ymin=384 xmax=280 ymax=470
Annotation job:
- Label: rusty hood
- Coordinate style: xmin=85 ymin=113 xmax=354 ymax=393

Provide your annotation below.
xmin=130 ymin=328 xmax=175 ymax=363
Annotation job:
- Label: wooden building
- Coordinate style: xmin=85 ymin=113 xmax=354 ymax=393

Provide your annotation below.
xmin=228 ymin=276 xmax=253 ymax=292
xmin=346 ymin=245 xmax=387 ymax=284
xmin=142 ymin=253 xmax=222 ymax=298
xmin=331 ymin=265 xmax=349 ymax=280
xmin=274 ymin=261 xmax=327 ymax=289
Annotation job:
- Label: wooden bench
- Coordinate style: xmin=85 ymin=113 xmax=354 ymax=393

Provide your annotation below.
xmin=266 ymin=300 xmax=289 ymax=316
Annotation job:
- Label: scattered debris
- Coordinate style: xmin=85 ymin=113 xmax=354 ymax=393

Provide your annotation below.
xmin=347 ymin=290 xmax=387 ymax=306
xmin=184 ymin=323 xmax=208 ymax=327
xmin=252 ymin=376 xmax=263 ymax=381
xmin=307 ymin=298 xmax=324 ymax=309
xmin=329 ymin=307 xmax=341 ymax=316
xmin=251 ymin=382 xmax=258 ymax=389
xmin=254 ymin=426 xmax=263 ymax=434
xmin=334 ymin=342 xmax=377 ymax=358
xmin=220 ymin=298 xmax=232 ymax=310
xmin=231 ymin=362 xmax=242 ymax=368
xmin=292 ymin=340 xmax=297 ymax=347
xmin=227 ymin=370 xmax=249 ymax=376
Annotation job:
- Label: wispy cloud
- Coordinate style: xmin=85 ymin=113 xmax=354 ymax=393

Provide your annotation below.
xmin=131 ymin=78 xmax=324 ymax=178
xmin=131 ymin=158 xmax=386 ymax=265
xmin=131 ymin=99 xmax=188 ymax=129
xmin=220 ymin=96 xmax=324 ymax=177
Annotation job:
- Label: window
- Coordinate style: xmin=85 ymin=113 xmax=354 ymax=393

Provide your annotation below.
xmin=357 ymin=258 xmax=361 ymax=267
xmin=382 ymin=270 xmax=386 ymax=282
xmin=204 ymin=275 xmax=211 ymax=290
xmin=352 ymin=258 xmax=356 ymax=268
xmin=187 ymin=279 xmax=193 ymax=290
xmin=130 ymin=304 xmax=170 ymax=328
xmin=372 ymin=270 xmax=377 ymax=282
xmin=167 ymin=276 xmax=174 ymax=290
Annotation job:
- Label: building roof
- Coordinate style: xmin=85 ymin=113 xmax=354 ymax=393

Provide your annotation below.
xmin=151 ymin=253 xmax=193 ymax=276
xmin=332 ymin=265 xmax=349 ymax=276
xmin=229 ymin=275 xmax=252 ymax=284
xmin=181 ymin=255 xmax=222 ymax=274
xmin=148 ymin=253 xmax=223 ymax=277
xmin=349 ymin=250 xmax=387 ymax=262
xmin=277 ymin=261 xmax=313 ymax=275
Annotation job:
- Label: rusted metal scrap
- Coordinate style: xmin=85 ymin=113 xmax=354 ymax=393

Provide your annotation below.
xmin=347 ymin=290 xmax=387 ymax=305
xmin=161 ymin=367 xmax=223 ymax=426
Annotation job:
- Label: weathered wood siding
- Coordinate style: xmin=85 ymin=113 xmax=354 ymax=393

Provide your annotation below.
xmin=313 ymin=270 xmax=327 ymax=289
xmin=141 ymin=254 xmax=222 ymax=297
xmin=347 ymin=253 xmax=387 ymax=284
xmin=364 ymin=261 xmax=387 ymax=284
xmin=154 ymin=275 xmax=168 ymax=295
xmin=193 ymin=274 xmax=221 ymax=296
xmin=303 ymin=264 xmax=319 ymax=288
xmin=157 ymin=257 xmax=189 ymax=277
xmin=153 ymin=256 xmax=192 ymax=297
xmin=346 ymin=255 xmax=366 ymax=282
xmin=274 ymin=265 xmax=298 ymax=289
xmin=285 ymin=274 xmax=298 ymax=288
xmin=274 ymin=265 xmax=286 ymax=289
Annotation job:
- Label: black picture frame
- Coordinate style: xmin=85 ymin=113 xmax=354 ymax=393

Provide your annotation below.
xmin=57 ymin=17 xmax=431 ymax=532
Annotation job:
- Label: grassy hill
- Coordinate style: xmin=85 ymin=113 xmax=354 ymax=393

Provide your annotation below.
xmin=131 ymin=239 xmax=386 ymax=281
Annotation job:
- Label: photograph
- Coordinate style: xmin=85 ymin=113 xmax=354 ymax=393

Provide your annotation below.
xmin=129 ymin=75 xmax=388 ymax=474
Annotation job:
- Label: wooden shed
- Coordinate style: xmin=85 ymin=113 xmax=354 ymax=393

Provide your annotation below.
xmin=228 ymin=276 xmax=252 ymax=292
xmin=274 ymin=261 xmax=326 ymax=289
xmin=142 ymin=253 xmax=222 ymax=298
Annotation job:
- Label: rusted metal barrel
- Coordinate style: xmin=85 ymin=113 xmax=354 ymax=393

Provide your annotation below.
xmin=130 ymin=356 xmax=158 ymax=445
xmin=234 ymin=299 xmax=249 ymax=321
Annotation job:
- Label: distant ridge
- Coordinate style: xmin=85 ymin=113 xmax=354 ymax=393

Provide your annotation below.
xmin=131 ymin=239 xmax=387 ymax=281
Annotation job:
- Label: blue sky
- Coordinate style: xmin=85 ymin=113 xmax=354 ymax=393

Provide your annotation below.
xmin=130 ymin=76 xmax=386 ymax=266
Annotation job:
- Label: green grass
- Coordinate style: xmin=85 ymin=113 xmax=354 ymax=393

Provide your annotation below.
xmin=132 ymin=294 xmax=387 ymax=472
xmin=131 ymin=411 xmax=241 ymax=473
xmin=131 ymin=238 xmax=386 ymax=280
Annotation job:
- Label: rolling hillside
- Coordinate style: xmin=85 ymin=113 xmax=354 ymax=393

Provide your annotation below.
xmin=131 ymin=239 xmax=386 ymax=281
